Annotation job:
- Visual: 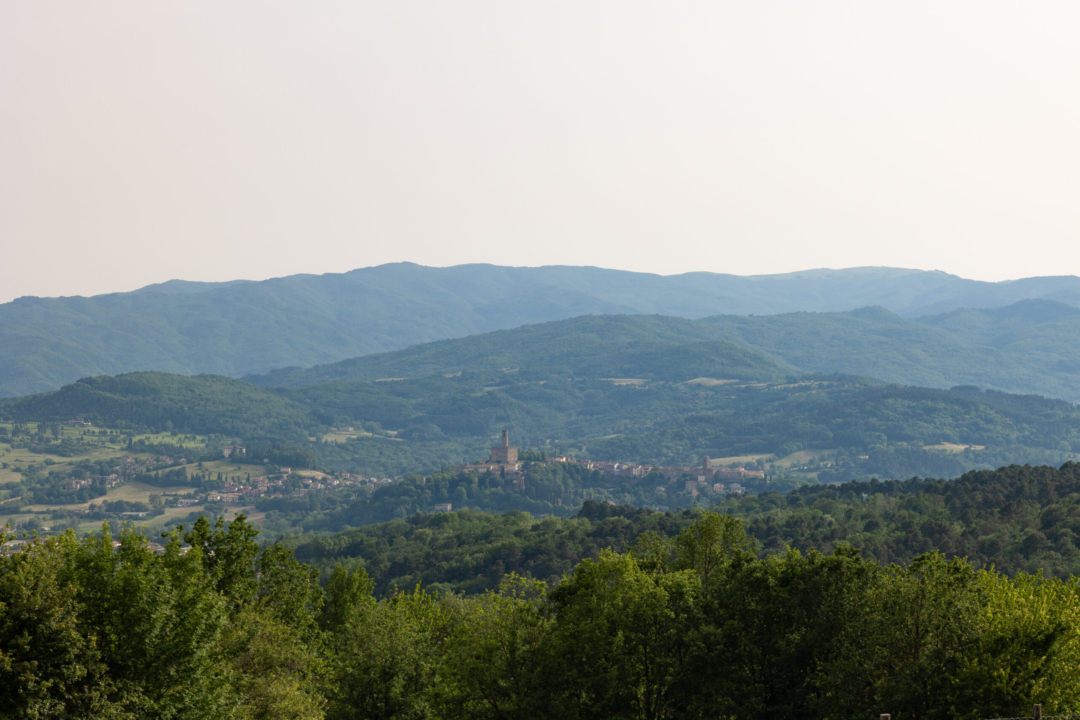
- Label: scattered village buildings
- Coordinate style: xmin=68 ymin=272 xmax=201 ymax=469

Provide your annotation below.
xmin=67 ymin=429 xmax=763 ymax=518
xmin=445 ymin=430 xmax=765 ymax=509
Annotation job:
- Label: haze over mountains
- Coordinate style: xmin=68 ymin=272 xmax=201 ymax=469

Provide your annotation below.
xmin=5 ymin=263 xmax=1080 ymax=398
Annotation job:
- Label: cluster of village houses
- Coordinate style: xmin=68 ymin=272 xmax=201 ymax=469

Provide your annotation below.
xmin=453 ymin=430 xmax=765 ymax=498
xmin=195 ymin=471 xmax=394 ymax=506
xmin=70 ymin=430 xmax=764 ymax=512
xmin=69 ymin=451 xmax=395 ymax=508
xmin=70 ymin=455 xmax=161 ymax=492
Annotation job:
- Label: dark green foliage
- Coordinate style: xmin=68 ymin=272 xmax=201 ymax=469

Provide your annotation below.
xmin=291 ymin=505 xmax=691 ymax=596
xmin=182 ymin=514 xmax=261 ymax=607
xmin=69 ymin=527 xmax=232 ymax=717
xmin=0 ymin=372 xmax=319 ymax=439
xmin=290 ymin=463 xmax=1080 ymax=593
xmin=720 ymin=462 xmax=1080 ymax=577
xmin=0 ymin=533 xmax=115 ymax=718
xmin=9 ymin=486 xmax=1080 ymax=718
xmin=0 ymin=519 xmax=325 ymax=719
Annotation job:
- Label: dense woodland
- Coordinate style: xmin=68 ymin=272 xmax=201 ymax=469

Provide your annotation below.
xmin=6 ymin=501 xmax=1080 ymax=719
xmin=286 ymin=463 xmax=1080 ymax=594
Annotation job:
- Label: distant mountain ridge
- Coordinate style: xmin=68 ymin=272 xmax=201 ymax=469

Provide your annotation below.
xmin=5 ymin=263 xmax=1080 ymax=397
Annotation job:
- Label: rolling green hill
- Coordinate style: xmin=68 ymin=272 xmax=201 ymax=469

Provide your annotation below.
xmin=0 ymin=372 xmax=319 ymax=440
xmin=7 ymin=263 xmax=1080 ymax=397
xmin=252 ymin=304 xmax=1080 ymax=401
xmin=252 ymin=314 xmax=794 ymax=386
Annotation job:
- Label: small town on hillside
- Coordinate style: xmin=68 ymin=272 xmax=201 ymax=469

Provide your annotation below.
xmin=439 ymin=429 xmax=764 ymax=510
xmin=60 ymin=429 xmax=762 ymax=516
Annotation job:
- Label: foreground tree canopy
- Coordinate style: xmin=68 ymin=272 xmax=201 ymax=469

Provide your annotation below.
xmin=3 ymin=508 xmax=1080 ymax=720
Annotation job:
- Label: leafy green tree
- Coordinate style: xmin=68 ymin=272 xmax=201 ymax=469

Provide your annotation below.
xmin=326 ymin=586 xmax=454 ymax=720
xmin=218 ymin=606 xmax=326 ymax=720
xmin=434 ymin=575 xmax=554 ymax=720
xmin=71 ymin=524 xmax=232 ymax=718
xmin=319 ymin=565 xmax=375 ymax=633
xmin=182 ymin=514 xmax=260 ymax=609
xmin=0 ymin=531 xmax=119 ymax=719
xmin=671 ymin=510 xmax=756 ymax=586
xmin=255 ymin=543 xmax=323 ymax=634
xmin=952 ymin=572 xmax=1080 ymax=719
xmin=548 ymin=549 xmax=699 ymax=720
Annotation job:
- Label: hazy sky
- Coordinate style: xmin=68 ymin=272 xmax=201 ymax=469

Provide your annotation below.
xmin=2 ymin=1 xmax=1078 ymax=303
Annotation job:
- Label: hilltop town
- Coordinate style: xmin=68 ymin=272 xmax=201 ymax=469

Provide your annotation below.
xmin=441 ymin=429 xmax=765 ymax=511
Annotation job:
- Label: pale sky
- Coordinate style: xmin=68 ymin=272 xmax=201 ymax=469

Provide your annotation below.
xmin=1 ymin=1 xmax=1078 ymax=303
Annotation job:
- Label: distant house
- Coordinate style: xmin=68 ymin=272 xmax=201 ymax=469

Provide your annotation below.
xmin=177 ymin=498 xmax=199 ymax=507
xmin=207 ymin=492 xmax=240 ymax=504
xmin=223 ymin=445 xmax=246 ymax=458
xmin=434 ymin=503 xmax=453 ymax=513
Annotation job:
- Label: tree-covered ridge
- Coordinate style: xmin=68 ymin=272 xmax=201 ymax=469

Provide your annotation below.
xmin=252 ymin=314 xmax=792 ymax=387
xmin=589 ymin=383 xmax=1080 ymax=473
xmin=8 ymin=504 xmax=1080 ymax=718
xmin=287 ymin=463 xmax=1080 ymax=594
xmin=0 ymin=372 xmax=320 ymax=440
xmin=250 ymin=301 xmax=1080 ymax=402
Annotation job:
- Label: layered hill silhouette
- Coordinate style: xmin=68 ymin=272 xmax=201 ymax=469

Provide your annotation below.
xmin=251 ymin=304 xmax=1080 ymax=402
xmin=6 ymin=263 xmax=1080 ymax=397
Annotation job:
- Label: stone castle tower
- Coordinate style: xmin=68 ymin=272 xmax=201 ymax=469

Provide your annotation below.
xmin=490 ymin=429 xmax=518 ymax=464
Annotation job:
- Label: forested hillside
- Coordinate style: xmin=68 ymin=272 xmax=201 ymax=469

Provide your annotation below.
xmin=0 ymin=373 xmax=319 ymax=440
xmin=251 ymin=314 xmax=792 ymax=386
xmin=7 ymin=262 xmax=1080 ymax=397
xmin=292 ymin=463 xmax=1080 ymax=594
xmin=254 ymin=303 xmax=1080 ymax=401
